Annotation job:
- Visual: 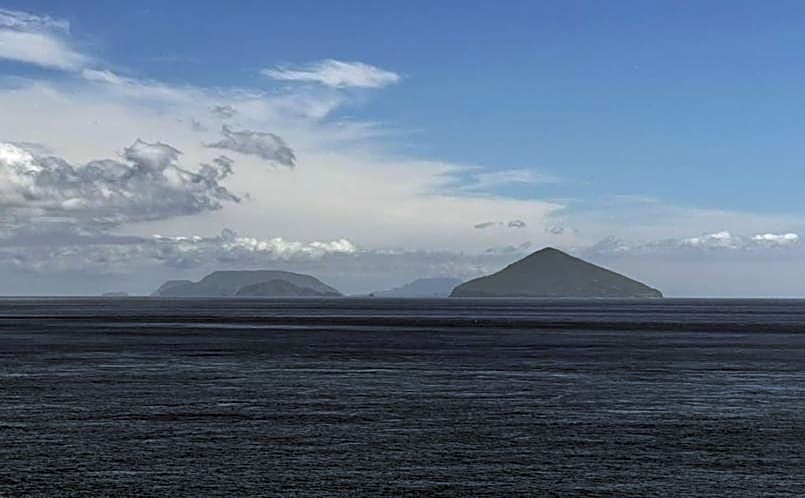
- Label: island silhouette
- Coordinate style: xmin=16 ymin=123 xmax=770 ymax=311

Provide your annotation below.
xmin=152 ymin=248 xmax=662 ymax=298
xmin=451 ymin=247 xmax=662 ymax=298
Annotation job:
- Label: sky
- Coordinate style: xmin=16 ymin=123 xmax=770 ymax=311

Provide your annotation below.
xmin=0 ymin=1 xmax=804 ymax=296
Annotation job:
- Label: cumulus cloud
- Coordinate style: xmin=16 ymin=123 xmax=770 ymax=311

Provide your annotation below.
xmin=207 ymin=125 xmax=296 ymax=167
xmin=262 ymin=59 xmax=401 ymax=88
xmin=0 ymin=140 xmax=238 ymax=229
xmin=0 ymin=9 xmax=88 ymax=70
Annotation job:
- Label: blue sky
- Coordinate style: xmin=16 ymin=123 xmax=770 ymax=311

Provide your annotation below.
xmin=1 ymin=1 xmax=805 ymax=295
xmin=7 ymin=0 xmax=805 ymax=210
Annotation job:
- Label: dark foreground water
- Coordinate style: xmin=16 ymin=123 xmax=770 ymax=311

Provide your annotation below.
xmin=1 ymin=298 xmax=804 ymax=496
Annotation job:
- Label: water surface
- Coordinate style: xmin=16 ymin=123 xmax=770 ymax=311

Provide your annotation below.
xmin=1 ymin=298 xmax=804 ymax=496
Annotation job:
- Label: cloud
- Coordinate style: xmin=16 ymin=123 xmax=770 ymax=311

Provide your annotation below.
xmin=586 ymin=231 xmax=801 ymax=256
xmin=484 ymin=241 xmax=533 ymax=255
xmin=474 ymin=219 xmax=527 ymax=229
xmin=0 ymin=9 xmax=69 ymax=31
xmin=80 ymin=68 xmax=123 ymax=84
xmin=0 ymin=9 xmax=89 ymax=70
xmin=551 ymin=193 xmax=805 ymax=251
xmin=262 ymin=59 xmax=401 ymax=88
xmin=442 ymin=168 xmax=559 ymax=196
xmin=151 ymin=228 xmax=356 ymax=267
xmin=0 ymin=140 xmax=238 ymax=229
xmin=752 ymin=233 xmax=799 ymax=246
xmin=545 ymin=224 xmax=573 ymax=235
xmin=0 ymin=227 xmax=357 ymax=273
xmin=0 ymin=76 xmax=562 ymax=253
xmin=207 ymin=125 xmax=296 ymax=167
xmin=81 ymin=68 xmax=198 ymax=103
xmin=210 ymin=104 xmax=236 ymax=119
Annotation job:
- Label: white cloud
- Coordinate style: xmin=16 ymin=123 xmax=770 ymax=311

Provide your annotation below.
xmin=153 ymin=228 xmax=356 ymax=264
xmin=0 ymin=9 xmax=88 ymax=70
xmin=262 ymin=59 xmax=401 ymax=88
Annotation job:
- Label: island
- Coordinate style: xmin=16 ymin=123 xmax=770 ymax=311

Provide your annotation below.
xmin=371 ymin=277 xmax=463 ymax=298
xmin=450 ymin=247 xmax=662 ymax=298
xmin=153 ymin=270 xmax=342 ymax=297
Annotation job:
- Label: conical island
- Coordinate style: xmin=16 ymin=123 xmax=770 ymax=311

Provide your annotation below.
xmin=450 ymin=247 xmax=662 ymax=298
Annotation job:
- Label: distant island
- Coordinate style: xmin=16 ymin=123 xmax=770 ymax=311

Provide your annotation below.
xmin=101 ymin=292 xmax=129 ymax=297
xmin=151 ymin=249 xmax=661 ymax=299
xmin=451 ymin=247 xmax=662 ymax=298
xmin=371 ymin=277 xmax=463 ymax=298
xmin=153 ymin=270 xmax=341 ymax=297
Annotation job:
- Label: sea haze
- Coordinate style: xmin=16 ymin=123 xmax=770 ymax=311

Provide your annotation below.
xmin=1 ymin=298 xmax=804 ymax=496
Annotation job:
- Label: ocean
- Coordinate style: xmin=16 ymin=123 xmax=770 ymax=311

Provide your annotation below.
xmin=1 ymin=298 xmax=804 ymax=496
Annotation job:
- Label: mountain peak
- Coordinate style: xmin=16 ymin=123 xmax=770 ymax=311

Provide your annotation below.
xmin=525 ymin=246 xmax=571 ymax=258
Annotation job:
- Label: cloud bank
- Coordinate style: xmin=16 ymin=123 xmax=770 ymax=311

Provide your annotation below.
xmin=587 ymin=231 xmax=801 ymax=255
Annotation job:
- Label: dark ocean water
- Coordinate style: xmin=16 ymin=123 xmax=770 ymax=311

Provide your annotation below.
xmin=1 ymin=298 xmax=804 ymax=497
